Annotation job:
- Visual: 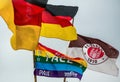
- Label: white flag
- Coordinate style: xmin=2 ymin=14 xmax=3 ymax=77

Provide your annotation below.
xmin=67 ymin=34 xmax=119 ymax=76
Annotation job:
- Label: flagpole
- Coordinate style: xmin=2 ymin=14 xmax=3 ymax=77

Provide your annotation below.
xmin=63 ymin=78 xmax=66 ymax=82
xmin=63 ymin=18 xmax=75 ymax=82
xmin=33 ymin=50 xmax=37 ymax=82
xmin=34 ymin=74 xmax=37 ymax=82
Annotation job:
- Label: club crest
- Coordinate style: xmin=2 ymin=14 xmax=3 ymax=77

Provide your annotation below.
xmin=83 ymin=43 xmax=108 ymax=65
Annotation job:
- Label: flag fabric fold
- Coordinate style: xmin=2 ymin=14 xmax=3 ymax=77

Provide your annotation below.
xmin=25 ymin=0 xmax=48 ymax=7
xmin=67 ymin=34 xmax=119 ymax=76
xmin=13 ymin=0 xmax=45 ymax=25
xmin=45 ymin=4 xmax=78 ymax=20
xmin=34 ymin=43 xmax=87 ymax=80
xmin=11 ymin=25 xmax=40 ymax=50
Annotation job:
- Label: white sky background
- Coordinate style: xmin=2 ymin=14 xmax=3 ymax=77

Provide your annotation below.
xmin=0 ymin=0 xmax=120 ymax=82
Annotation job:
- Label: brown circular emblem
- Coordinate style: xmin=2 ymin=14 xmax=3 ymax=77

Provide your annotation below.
xmin=83 ymin=43 xmax=108 ymax=65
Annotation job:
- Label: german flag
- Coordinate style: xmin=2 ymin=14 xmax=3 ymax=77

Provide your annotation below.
xmin=1 ymin=0 xmax=78 ymax=50
xmin=40 ymin=5 xmax=78 ymax=41
xmin=10 ymin=0 xmax=48 ymax=50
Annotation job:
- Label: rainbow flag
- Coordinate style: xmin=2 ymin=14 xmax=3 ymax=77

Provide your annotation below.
xmin=34 ymin=43 xmax=87 ymax=80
